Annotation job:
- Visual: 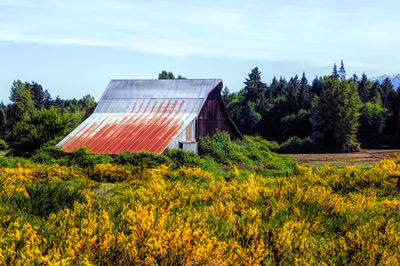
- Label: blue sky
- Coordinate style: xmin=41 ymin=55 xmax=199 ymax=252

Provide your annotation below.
xmin=0 ymin=0 xmax=399 ymax=102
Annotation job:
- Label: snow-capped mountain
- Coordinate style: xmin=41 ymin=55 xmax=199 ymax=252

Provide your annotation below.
xmin=371 ymin=74 xmax=400 ymax=89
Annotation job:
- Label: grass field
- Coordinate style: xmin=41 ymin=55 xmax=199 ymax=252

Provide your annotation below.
xmin=287 ymin=149 xmax=400 ymax=168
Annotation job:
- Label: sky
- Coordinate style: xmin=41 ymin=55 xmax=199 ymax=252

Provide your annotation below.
xmin=0 ymin=0 xmax=399 ymax=102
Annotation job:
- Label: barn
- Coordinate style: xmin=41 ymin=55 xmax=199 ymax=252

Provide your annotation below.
xmin=58 ymin=79 xmax=242 ymax=154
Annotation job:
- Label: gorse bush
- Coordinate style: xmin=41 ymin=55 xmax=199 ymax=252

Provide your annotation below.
xmin=1 ymin=155 xmax=400 ymax=263
xmin=162 ymin=148 xmax=202 ymax=168
xmin=69 ymin=146 xmax=113 ymax=168
xmin=1 ymin=155 xmax=400 ymax=264
xmin=9 ymin=182 xmax=86 ymax=218
xmin=0 ymin=156 xmax=30 ymax=168
xmin=113 ymin=151 xmax=172 ymax=168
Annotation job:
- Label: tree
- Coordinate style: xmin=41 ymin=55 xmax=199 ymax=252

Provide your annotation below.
xmin=311 ymin=77 xmax=361 ymax=151
xmin=27 ymin=81 xmax=44 ymax=109
xmin=9 ymin=107 xmax=73 ymax=156
xmin=241 ymin=101 xmax=261 ymax=135
xmin=332 ymin=64 xmax=339 ymax=79
xmin=8 ymin=80 xmax=35 ymax=125
xmin=277 ymin=77 xmax=288 ymax=97
xmin=380 ymin=77 xmax=395 ymax=109
xmin=242 ymin=67 xmax=267 ymax=103
xmin=0 ymin=104 xmax=6 ymax=139
xmin=339 ymin=60 xmax=346 ymax=81
xmin=78 ymin=95 xmax=97 ymax=120
xmin=358 ymin=73 xmax=372 ymax=103
xmin=358 ymin=93 xmax=389 ymax=147
xmin=222 ymin=86 xmax=230 ymax=103
xmin=311 ymin=76 xmax=325 ymax=96
xmin=158 ymin=70 xmax=186 ymax=80
xmin=259 ymin=96 xmax=289 ymax=141
xmin=286 ymin=75 xmax=301 ymax=114
xmin=351 ymin=74 xmax=359 ymax=83
xmin=298 ymin=73 xmax=311 ymax=110
xmin=268 ymin=77 xmax=279 ymax=100
xmin=54 ymin=96 xmax=63 ymax=108
xmin=44 ymin=89 xmax=53 ymax=108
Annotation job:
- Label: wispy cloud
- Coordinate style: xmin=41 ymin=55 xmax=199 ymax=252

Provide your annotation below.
xmin=0 ymin=0 xmax=399 ymax=67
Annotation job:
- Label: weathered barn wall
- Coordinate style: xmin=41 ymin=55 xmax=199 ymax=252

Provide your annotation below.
xmin=167 ymin=119 xmax=196 ymax=150
xmin=196 ymin=85 xmax=242 ymax=140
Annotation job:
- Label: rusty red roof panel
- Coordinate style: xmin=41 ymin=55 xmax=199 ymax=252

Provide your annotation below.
xmin=58 ymin=79 xmax=222 ymax=154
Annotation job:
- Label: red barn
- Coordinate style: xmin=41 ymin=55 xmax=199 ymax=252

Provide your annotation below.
xmin=58 ymin=79 xmax=242 ymax=154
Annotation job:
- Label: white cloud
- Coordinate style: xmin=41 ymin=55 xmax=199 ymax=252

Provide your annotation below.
xmin=0 ymin=0 xmax=399 ymax=68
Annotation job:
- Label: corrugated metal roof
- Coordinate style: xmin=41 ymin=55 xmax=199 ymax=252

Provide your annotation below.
xmin=58 ymin=79 xmax=222 ymax=154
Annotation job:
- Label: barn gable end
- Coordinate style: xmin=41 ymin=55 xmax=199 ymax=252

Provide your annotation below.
xmin=196 ymin=83 xmax=243 ymax=140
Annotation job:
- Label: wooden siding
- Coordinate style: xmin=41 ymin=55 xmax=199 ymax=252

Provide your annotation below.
xmin=167 ymin=119 xmax=196 ymax=150
xmin=196 ymin=85 xmax=243 ymax=140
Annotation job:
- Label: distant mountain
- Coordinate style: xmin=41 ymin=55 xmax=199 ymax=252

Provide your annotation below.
xmin=371 ymin=74 xmax=400 ymax=89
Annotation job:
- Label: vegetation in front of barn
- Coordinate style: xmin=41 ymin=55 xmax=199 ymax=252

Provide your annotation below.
xmin=1 ymin=153 xmax=400 ymax=264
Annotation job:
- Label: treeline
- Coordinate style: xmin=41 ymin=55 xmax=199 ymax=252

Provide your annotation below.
xmin=224 ymin=62 xmax=398 ymax=152
xmin=0 ymin=80 xmax=97 ymax=155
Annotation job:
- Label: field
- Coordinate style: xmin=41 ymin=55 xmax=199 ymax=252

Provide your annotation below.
xmin=1 ymin=153 xmax=400 ymax=264
xmin=287 ymin=149 xmax=400 ymax=168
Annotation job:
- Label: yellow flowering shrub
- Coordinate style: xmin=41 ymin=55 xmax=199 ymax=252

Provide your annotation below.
xmin=1 ymin=155 xmax=400 ymax=264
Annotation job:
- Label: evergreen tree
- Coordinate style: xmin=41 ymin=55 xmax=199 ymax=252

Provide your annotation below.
xmin=27 ymin=81 xmax=44 ymax=109
xmin=380 ymin=77 xmax=395 ymax=109
xmin=311 ymin=77 xmax=361 ymax=151
xmin=332 ymin=64 xmax=339 ymax=79
xmin=311 ymin=76 xmax=325 ymax=96
xmin=352 ymin=74 xmax=359 ymax=83
xmin=299 ymin=73 xmax=311 ymax=110
xmin=369 ymin=82 xmax=380 ymax=101
xmin=259 ymin=96 xmax=289 ymax=141
xmin=242 ymin=67 xmax=266 ymax=103
xmin=241 ymin=101 xmax=261 ymax=135
xmin=339 ymin=60 xmax=346 ymax=81
xmin=0 ymin=104 xmax=6 ymax=139
xmin=54 ymin=96 xmax=63 ymax=108
xmin=221 ymin=86 xmax=230 ymax=104
xmin=44 ymin=89 xmax=53 ymax=109
xmin=286 ymin=75 xmax=301 ymax=113
xmin=269 ymin=77 xmax=279 ymax=100
xmin=358 ymin=74 xmax=372 ymax=103
xmin=231 ymin=67 xmax=267 ymax=134
xmin=277 ymin=77 xmax=288 ymax=97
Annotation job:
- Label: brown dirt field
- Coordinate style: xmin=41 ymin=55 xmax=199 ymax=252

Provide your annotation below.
xmin=286 ymin=149 xmax=400 ymax=168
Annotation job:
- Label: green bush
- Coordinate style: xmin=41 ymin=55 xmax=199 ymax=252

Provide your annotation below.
xmin=0 ymin=139 xmax=8 ymax=150
xmin=0 ymin=156 xmax=30 ymax=168
xmin=9 ymin=107 xmax=74 ymax=156
xmin=198 ymin=131 xmax=247 ymax=164
xmin=70 ymin=146 xmax=113 ymax=168
xmin=199 ymin=131 xmax=295 ymax=171
xmin=31 ymin=145 xmax=70 ymax=165
xmin=163 ymin=148 xmax=201 ymax=168
xmin=342 ymin=139 xmax=361 ymax=153
xmin=113 ymin=151 xmax=172 ymax=168
xmin=9 ymin=182 xmax=86 ymax=217
xmin=278 ymin=136 xmax=317 ymax=153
